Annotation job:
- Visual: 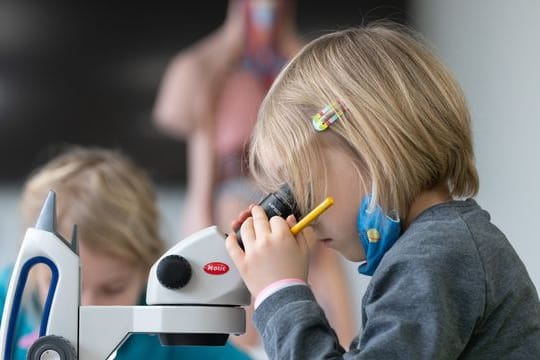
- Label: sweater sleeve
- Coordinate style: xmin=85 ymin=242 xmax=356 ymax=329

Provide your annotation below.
xmin=252 ymin=241 xmax=485 ymax=360
xmin=253 ymin=284 xmax=352 ymax=359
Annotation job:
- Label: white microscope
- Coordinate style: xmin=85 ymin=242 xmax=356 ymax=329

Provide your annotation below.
xmin=0 ymin=191 xmax=251 ymax=359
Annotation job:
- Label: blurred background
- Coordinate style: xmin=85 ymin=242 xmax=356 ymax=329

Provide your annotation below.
xmin=0 ymin=0 xmax=407 ymax=184
xmin=0 ymin=0 xmax=539 ymax=329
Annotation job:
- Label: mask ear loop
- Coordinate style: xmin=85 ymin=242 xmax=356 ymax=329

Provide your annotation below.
xmin=387 ymin=209 xmax=400 ymax=222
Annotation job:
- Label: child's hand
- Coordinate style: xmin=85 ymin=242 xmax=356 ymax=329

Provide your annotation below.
xmin=225 ymin=205 xmax=312 ymax=299
xmin=230 ymin=204 xmax=256 ymax=232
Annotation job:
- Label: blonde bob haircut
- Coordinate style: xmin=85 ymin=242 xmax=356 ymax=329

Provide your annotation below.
xmin=249 ymin=22 xmax=479 ymax=217
xmin=20 ymin=146 xmax=165 ymax=272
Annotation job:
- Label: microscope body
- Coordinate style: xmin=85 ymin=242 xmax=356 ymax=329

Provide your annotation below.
xmin=0 ymin=192 xmax=250 ymax=360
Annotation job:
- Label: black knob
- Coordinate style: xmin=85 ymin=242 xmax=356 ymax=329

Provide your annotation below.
xmin=28 ymin=335 xmax=76 ymax=360
xmin=157 ymin=255 xmax=192 ymax=289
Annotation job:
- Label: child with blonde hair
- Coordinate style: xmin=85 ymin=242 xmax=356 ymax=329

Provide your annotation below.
xmin=0 ymin=146 xmax=251 ymax=359
xmin=226 ymin=23 xmax=540 ymax=358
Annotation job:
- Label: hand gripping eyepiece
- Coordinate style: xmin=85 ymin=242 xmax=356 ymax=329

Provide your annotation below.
xmin=236 ymin=183 xmax=301 ymax=249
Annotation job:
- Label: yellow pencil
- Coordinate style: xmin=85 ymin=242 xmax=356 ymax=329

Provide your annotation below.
xmin=290 ymin=197 xmax=334 ymax=235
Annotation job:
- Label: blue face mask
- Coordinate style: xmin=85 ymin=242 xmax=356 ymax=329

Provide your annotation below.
xmin=357 ymin=194 xmax=401 ymax=276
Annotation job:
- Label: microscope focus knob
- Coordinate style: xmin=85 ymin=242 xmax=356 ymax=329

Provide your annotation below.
xmin=157 ymin=255 xmax=192 ymax=289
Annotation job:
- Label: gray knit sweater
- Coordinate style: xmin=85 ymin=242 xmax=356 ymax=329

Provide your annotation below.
xmin=253 ymin=199 xmax=540 ymax=359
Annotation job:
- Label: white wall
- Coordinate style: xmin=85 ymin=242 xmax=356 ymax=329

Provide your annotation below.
xmin=0 ymin=185 xmax=22 ymax=268
xmin=412 ymin=0 xmax=540 ymax=290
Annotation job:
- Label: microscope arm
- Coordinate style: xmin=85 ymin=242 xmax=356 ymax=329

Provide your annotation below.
xmin=0 ymin=192 xmax=79 ymax=360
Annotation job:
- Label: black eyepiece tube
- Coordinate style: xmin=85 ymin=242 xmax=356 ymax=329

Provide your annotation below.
xmin=236 ymin=183 xmax=301 ymax=250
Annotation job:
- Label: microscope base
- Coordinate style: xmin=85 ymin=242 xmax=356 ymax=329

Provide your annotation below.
xmin=78 ymin=305 xmax=246 ymax=359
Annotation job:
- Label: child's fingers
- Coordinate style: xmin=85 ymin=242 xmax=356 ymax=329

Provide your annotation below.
xmin=299 ymin=227 xmax=318 ymax=253
xmin=286 ymin=214 xmax=316 ymax=252
xmin=286 ymin=214 xmax=298 ymax=227
xmin=252 ymin=206 xmax=271 ymax=236
xmin=225 ymin=233 xmax=245 ymax=266
xmin=230 ymin=204 xmax=257 ymax=231
xmin=231 ymin=218 xmax=241 ymax=232
xmin=240 ymin=217 xmax=256 ymax=251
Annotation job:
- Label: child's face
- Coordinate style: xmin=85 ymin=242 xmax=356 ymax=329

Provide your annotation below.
xmin=37 ymin=242 xmax=146 ymax=306
xmin=308 ymin=149 xmax=366 ymax=262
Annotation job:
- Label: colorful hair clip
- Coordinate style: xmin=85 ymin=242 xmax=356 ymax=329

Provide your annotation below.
xmin=311 ymin=100 xmax=347 ymax=132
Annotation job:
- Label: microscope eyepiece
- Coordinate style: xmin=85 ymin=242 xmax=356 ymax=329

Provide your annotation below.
xmin=236 ymin=183 xmax=300 ymax=249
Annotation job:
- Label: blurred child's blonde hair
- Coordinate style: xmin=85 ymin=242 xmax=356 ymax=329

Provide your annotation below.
xmin=20 ymin=147 xmax=165 ymax=272
xmin=249 ymin=22 xmax=479 ymax=216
